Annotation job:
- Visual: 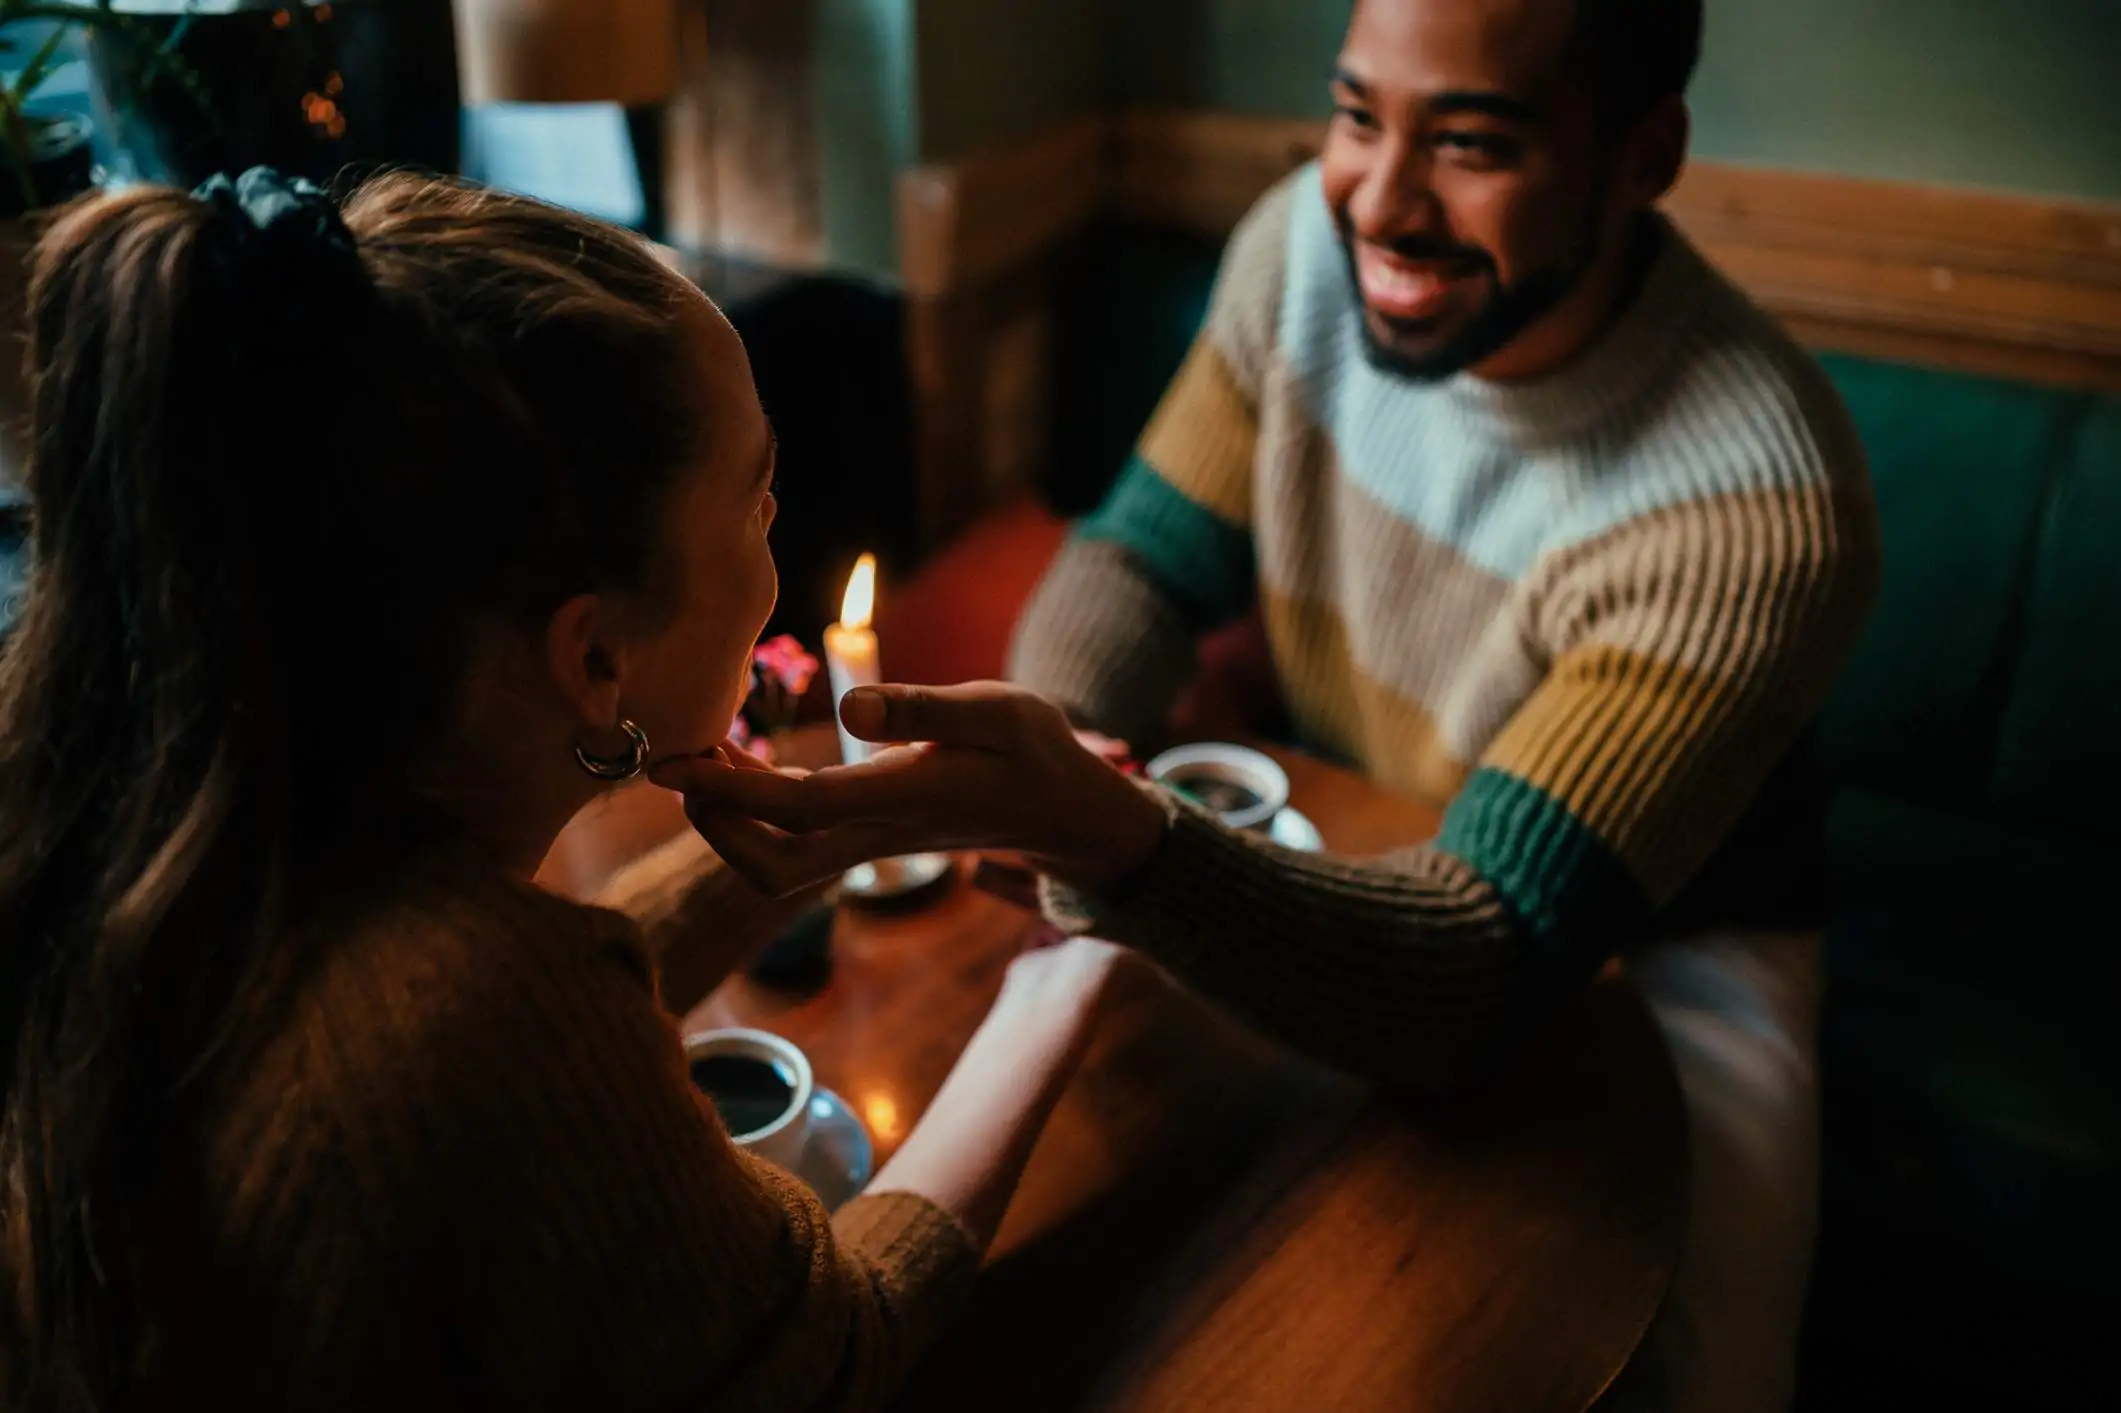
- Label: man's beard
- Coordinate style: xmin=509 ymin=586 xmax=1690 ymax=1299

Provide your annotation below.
xmin=1334 ymin=213 xmax=1597 ymax=383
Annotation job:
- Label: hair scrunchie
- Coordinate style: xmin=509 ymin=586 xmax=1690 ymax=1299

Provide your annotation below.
xmin=190 ymin=167 xmax=375 ymax=347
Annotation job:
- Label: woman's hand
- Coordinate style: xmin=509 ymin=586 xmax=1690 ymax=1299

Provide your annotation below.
xmin=646 ymin=682 xmax=1168 ymax=900
xmin=983 ymin=935 xmax=1134 ymax=1071
xmin=866 ymin=934 xmax=1132 ymax=1245
xmin=994 ymin=934 xmax=1127 ymax=1025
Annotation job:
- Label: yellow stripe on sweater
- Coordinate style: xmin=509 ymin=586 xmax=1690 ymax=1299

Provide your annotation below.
xmin=1263 ymin=590 xmax=1474 ymax=810
xmin=1479 ymin=641 xmax=1820 ymax=906
xmin=1480 ymin=480 xmax=1868 ymax=904
xmin=1137 ymin=339 xmax=1255 ymax=526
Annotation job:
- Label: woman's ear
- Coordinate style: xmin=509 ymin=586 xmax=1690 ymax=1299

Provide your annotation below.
xmin=545 ymin=591 xmax=628 ymax=732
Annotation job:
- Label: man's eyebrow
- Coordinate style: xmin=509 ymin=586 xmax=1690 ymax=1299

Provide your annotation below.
xmin=1428 ymin=89 xmax=1544 ymax=124
xmin=1331 ymin=69 xmax=1543 ymax=125
xmin=1331 ymin=65 xmax=1373 ymax=97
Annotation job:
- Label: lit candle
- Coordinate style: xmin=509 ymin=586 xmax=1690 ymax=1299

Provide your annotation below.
xmin=822 ymin=553 xmax=880 ymax=765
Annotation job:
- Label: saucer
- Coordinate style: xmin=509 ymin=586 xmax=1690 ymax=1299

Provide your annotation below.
xmin=793 ymin=1087 xmax=874 ymax=1211
xmin=1268 ymin=807 xmax=1325 ymax=852
xmin=842 ymin=852 xmax=954 ymax=902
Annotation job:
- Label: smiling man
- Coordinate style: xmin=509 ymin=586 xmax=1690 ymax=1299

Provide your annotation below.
xmin=1327 ymin=7 xmax=1658 ymax=384
xmin=1006 ymin=1 xmax=1881 ymax=1409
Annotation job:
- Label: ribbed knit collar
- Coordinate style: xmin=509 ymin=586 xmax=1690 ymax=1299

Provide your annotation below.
xmin=1439 ymin=214 xmax=1715 ymax=448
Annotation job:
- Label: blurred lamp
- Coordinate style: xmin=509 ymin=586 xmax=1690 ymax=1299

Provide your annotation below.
xmin=454 ymin=0 xmax=679 ymax=106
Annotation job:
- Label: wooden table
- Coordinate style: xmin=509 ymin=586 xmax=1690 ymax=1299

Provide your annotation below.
xmin=644 ymin=744 xmax=1690 ymax=1413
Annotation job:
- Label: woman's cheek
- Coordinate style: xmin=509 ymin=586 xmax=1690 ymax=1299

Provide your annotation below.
xmin=750 ymin=543 xmax=780 ymax=636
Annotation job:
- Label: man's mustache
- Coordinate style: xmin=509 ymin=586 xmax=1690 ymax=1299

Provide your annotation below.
xmin=1367 ymin=234 xmax=1494 ymax=268
xmin=1333 ymin=209 xmax=1495 ymax=272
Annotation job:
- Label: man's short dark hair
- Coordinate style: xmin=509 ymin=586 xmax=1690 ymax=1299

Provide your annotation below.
xmin=1571 ymin=0 xmax=1704 ymax=128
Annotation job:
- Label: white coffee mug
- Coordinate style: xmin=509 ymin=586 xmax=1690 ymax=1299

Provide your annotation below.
xmin=1145 ymin=742 xmax=1292 ymax=832
xmin=683 ymin=1027 xmax=814 ymax=1170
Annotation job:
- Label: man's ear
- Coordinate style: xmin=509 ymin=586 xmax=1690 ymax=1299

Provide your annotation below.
xmin=1623 ymin=96 xmax=1691 ymax=208
xmin=545 ymin=591 xmax=627 ymax=733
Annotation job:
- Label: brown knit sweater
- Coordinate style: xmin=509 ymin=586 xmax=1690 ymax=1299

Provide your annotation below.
xmin=177 ymin=847 xmax=977 ymax=1411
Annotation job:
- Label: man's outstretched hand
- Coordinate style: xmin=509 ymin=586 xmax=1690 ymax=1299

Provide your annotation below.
xmin=648 ymin=682 xmax=1169 ymax=901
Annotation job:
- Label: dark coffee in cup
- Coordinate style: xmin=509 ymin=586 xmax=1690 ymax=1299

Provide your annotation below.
xmin=683 ymin=1027 xmax=815 ymax=1165
xmin=690 ymin=1054 xmax=798 ymax=1137
xmin=1165 ymin=769 xmax=1266 ymax=816
xmin=1145 ymin=744 xmax=1291 ymax=832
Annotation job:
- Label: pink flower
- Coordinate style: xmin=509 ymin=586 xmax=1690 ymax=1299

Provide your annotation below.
xmin=753 ymin=635 xmax=819 ymax=698
xmin=734 ymin=634 xmax=820 ymax=747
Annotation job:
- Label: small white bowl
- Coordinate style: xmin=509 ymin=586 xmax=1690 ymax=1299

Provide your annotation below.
xmin=1145 ymin=743 xmax=1292 ymax=832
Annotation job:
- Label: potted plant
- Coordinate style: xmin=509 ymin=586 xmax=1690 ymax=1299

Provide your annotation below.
xmin=2 ymin=4 xmax=206 ymax=501
xmin=0 ymin=5 xmax=215 ymax=639
xmin=85 ymin=0 xmax=462 ymax=192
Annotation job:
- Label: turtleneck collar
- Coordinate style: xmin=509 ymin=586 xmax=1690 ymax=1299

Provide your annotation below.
xmin=1438 ymin=214 xmax=1716 ymax=448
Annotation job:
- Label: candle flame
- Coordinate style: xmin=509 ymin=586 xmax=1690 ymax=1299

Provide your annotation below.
xmin=862 ymin=1092 xmax=902 ymax=1140
xmin=839 ymin=553 xmax=876 ymax=631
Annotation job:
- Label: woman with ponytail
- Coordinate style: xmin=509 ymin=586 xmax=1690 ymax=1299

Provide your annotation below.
xmin=0 ymin=170 xmax=1124 ymax=1412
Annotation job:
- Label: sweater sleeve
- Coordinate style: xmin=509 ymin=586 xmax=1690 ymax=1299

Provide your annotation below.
xmin=1008 ymin=176 xmax=1293 ymax=739
xmin=414 ymin=899 xmax=980 ymax=1413
xmin=1043 ymin=470 xmax=1879 ymax=1092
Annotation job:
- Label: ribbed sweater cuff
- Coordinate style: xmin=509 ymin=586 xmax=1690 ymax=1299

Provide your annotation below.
xmin=1041 ymin=782 xmax=1190 ymax=935
xmin=830 ymin=1191 xmax=982 ymax=1352
xmin=1038 ymin=785 xmax=1522 ymax=1090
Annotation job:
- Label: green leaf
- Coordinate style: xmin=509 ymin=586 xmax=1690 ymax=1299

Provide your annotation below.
xmin=13 ymin=17 xmax=76 ymax=104
xmin=0 ymin=3 xmax=215 ymax=138
xmin=0 ymin=83 xmax=42 ymax=213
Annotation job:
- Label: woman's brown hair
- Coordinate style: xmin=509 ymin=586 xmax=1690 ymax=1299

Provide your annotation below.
xmin=0 ymin=170 xmax=709 ymax=1408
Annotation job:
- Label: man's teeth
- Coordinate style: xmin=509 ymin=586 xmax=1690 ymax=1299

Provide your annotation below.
xmin=1368 ymin=264 xmax=1444 ymax=294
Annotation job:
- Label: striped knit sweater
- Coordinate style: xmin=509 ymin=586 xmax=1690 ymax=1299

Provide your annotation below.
xmin=1011 ymin=166 xmax=1880 ymax=1087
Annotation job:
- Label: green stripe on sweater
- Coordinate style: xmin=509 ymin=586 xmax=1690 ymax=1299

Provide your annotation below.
xmin=1435 ymin=768 xmax=1650 ymax=973
xmin=1077 ymin=454 xmax=1255 ymax=630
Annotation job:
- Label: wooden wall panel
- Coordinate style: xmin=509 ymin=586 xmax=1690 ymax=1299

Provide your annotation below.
xmin=904 ymin=257 xmax=1069 ymax=550
xmin=1107 ymin=110 xmax=1321 ymax=238
xmin=898 ymin=119 xmax=1106 ymax=549
xmin=1663 ymin=163 xmax=2121 ymax=387
xmin=898 ymin=117 xmax=1109 ymax=298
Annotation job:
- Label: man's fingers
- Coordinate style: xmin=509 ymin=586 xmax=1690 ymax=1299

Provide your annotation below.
xmin=683 ymin=808 xmax=825 ymax=898
xmin=648 ymin=753 xmax=731 ymax=796
xmin=720 ymin=738 xmax=788 ymax=775
xmin=685 ymin=805 xmax=923 ymax=898
xmin=669 ymin=761 xmax=881 ymax=832
xmin=839 ymin=681 xmax=1054 ymax=752
xmin=648 ymin=742 xmax=808 ymax=799
xmin=667 ymin=746 xmax=965 ymax=833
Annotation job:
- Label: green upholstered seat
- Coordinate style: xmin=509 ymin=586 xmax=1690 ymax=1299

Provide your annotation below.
xmin=1807 ymin=355 xmax=2117 ymax=1408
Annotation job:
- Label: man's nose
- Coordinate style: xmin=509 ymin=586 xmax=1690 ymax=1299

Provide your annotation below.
xmin=1347 ymin=134 xmax=1447 ymax=245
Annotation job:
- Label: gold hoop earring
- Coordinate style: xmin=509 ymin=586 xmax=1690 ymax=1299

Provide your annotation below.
xmin=574 ymin=719 xmax=650 ymax=781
